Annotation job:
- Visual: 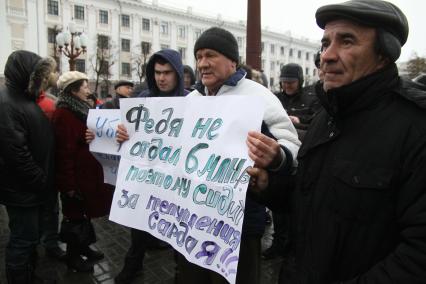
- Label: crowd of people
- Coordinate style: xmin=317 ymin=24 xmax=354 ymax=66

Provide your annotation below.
xmin=0 ymin=0 xmax=425 ymax=283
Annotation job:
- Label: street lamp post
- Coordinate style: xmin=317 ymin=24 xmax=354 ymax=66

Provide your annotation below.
xmin=55 ymin=22 xmax=88 ymax=71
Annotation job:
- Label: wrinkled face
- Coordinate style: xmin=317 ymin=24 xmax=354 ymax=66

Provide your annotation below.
xmin=321 ymin=19 xmax=385 ymax=91
xmin=195 ymin=48 xmax=236 ymax=94
xmin=154 ymin=62 xmax=178 ymax=93
xmin=116 ymin=85 xmax=133 ymax=97
xmin=72 ymin=80 xmax=90 ymax=102
xmin=281 ymin=80 xmax=299 ymax=95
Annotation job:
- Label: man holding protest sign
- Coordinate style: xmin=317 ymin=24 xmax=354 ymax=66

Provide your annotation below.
xmin=114 ymin=48 xmax=188 ymax=284
xmin=173 ymin=27 xmax=300 ymax=284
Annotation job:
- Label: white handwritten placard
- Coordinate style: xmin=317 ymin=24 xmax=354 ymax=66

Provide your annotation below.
xmin=87 ymin=109 xmax=122 ymax=155
xmin=87 ymin=109 xmax=122 ymax=184
xmin=92 ymin=153 xmax=120 ymax=185
xmin=109 ymin=96 xmax=265 ymax=284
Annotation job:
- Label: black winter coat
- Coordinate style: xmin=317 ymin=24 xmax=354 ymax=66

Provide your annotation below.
xmin=275 ymin=89 xmax=320 ymax=130
xmin=259 ymin=64 xmax=426 ymax=283
xmin=0 ymin=51 xmax=55 ymax=207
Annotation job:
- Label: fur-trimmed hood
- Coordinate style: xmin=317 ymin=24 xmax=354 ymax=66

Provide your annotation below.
xmin=4 ymin=50 xmax=56 ymax=100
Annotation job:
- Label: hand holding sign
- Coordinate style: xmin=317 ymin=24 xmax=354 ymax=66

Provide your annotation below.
xmin=246 ymin=131 xmax=284 ymax=169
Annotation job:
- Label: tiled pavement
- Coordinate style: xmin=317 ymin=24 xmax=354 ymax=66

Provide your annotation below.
xmin=0 ymin=205 xmax=286 ymax=284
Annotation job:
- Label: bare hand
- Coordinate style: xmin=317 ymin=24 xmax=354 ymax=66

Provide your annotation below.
xmin=247 ymin=167 xmax=269 ymax=193
xmin=116 ymin=124 xmax=129 ymax=143
xmin=289 ymin=115 xmax=300 ymax=124
xmin=85 ymin=129 xmax=95 ymax=144
xmin=246 ymin=131 xmax=283 ymax=169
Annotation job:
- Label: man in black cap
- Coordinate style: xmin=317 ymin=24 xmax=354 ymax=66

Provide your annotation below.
xmin=275 ymin=63 xmax=320 ymax=141
xmin=102 ymin=80 xmax=134 ymax=109
xmin=248 ymin=1 xmax=426 ymax=283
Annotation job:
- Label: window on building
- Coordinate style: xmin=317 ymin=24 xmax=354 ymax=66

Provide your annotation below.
xmin=237 ymin=37 xmax=243 ymax=48
xmin=122 ymin=62 xmax=131 ymax=76
xmin=298 ymin=50 xmax=302 ymax=59
xmin=261 ymin=42 xmax=265 ymax=53
xmin=142 ymin=18 xmax=150 ymax=31
xmin=270 ymin=77 xmax=274 ymax=87
xmin=121 ymin=39 xmax=130 ymax=52
xmin=75 ymin=59 xmax=86 ymax=73
xmin=280 ymin=46 xmax=285 ymax=56
xmin=74 ymin=5 xmax=84 ymax=20
xmin=306 ymin=52 xmax=310 ymax=61
xmin=270 ymin=61 xmax=275 ymax=71
xmin=160 ymin=21 xmax=169 ymax=35
xmin=178 ymin=47 xmax=186 ymax=60
xmin=261 ymin=60 xmax=265 ymax=70
xmin=121 ymin=14 xmax=130 ymax=28
xmin=306 ymin=67 xmax=309 ymax=75
xmin=289 ymin=48 xmax=293 ymax=57
xmin=47 ymin=28 xmax=56 ymax=43
xmin=194 ymin=29 xmax=201 ymax=40
xmin=100 ymin=60 xmax=109 ymax=75
xmin=47 ymin=0 xmax=58 ymax=15
xmin=99 ymin=10 xmax=108 ymax=24
xmin=100 ymin=84 xmax=109 ymax=97
xmin=313 ymin=69 xmax=317 ymax=76
xmin=141 ymin=41 xmax=151 ymax=54
xmin=97 ymin=35 xmax=109 ymax=49
xmin=160 ymin=44 xmax=169 ymax=50
xmin=177 ymin=26 xmax=186 ymax=39
xmin=270 ymin=44 xmax=275 ymax=54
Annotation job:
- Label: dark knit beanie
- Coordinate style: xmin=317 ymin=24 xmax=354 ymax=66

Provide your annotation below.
xmin=194 ymin=27 xmax=239 ymax=63
xmin=316 ymin=0 xmax=408 ymax=46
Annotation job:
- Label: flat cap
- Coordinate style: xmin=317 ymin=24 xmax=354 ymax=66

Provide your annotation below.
xmin=316 ymin=0 xmax=409 ymax=46
xmin=114 ymin=80 xmax=134 ymax=90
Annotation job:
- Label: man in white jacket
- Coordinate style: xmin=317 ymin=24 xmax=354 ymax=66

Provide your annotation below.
xmin=176 ymin=27 xmax=300 ymax=284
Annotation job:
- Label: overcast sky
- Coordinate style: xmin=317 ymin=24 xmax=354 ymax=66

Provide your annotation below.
xmin=157 ymin=0 xmax=425 ymax=62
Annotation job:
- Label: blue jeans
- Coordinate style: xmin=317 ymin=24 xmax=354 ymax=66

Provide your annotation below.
xmin=5 ymin=205 xmax=42 ymax=270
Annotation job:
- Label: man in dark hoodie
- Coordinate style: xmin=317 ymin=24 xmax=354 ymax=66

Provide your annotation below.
xmin=0 ymin=50 xmax=56 ymax=283
xmin=115 ymin=48 xmax=187 ymax=284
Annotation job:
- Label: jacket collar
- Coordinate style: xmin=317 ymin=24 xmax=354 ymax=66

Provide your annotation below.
xmin=316 ymin=63 xmax=399 ymax=118
xmin=195 ymin=68 xmax=246 ymax=95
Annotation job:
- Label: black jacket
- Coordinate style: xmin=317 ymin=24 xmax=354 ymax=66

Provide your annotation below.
xmin=263 ymin=64 xmax=426 ymax=283
xmin=0 ymin=51 xmax=55 ymax=207
xmin=275 ymin=88 xmax=320 ymax=130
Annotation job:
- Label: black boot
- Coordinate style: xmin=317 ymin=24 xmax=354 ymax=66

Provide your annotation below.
xmin=6 ymin=266 xmax=33 ymax=284
xmin=114 ymin=256 xmax=143 ymax=284
xmin=66 ymin=241 xmax=93 ymax=272
xmin=80 ymin=245 xmax=104 ymax=261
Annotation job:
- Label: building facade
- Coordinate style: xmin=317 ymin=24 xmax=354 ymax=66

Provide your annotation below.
xmin=0 ymin=0 xmax=319 ymax=94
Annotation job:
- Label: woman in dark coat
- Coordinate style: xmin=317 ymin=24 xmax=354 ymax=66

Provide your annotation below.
xmin=52 ymin=71 xmax=113 ymax=272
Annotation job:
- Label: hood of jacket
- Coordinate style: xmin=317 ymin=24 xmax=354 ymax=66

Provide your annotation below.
xmin=145 ymin=49 xmax=185 ymax=96
xmin=5 ymin=50 xmax=41 ymax=99
xmin=4 ymin=50 xmax=56 ymax=101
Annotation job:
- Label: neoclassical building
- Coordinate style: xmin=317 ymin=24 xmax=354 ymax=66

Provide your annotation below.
xmin=0 ymin=0 xmax=319 ymax=93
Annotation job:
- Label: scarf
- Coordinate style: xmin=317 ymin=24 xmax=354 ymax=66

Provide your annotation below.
xmin=56 ymin=93 xmax=91 ymax=122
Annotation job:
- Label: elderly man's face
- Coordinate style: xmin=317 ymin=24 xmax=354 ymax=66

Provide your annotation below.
xmin=116 ymin=85 xmax=133 ymax=97
xmin=196 ymin=48 xmax=236 ymax=94
xmin=320 ymin=19 xmax=386 ymax=91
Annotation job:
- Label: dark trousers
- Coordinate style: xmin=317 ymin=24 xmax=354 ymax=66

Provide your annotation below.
xmin=5 ymin=205 xmax=43 ymax=270
xmin=271 ymin=211 xmax=291 ymax=254
xmin=126 ymin=228 xmax=150 ymax=260
xmin=175 ymin=235 xmax=261 ymax=284
xmin=41 ymin=191 xmax=60 ymax=249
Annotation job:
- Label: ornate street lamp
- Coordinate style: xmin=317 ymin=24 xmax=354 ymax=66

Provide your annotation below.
xmin=55 ymin=21 xmax=88 ymax=71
